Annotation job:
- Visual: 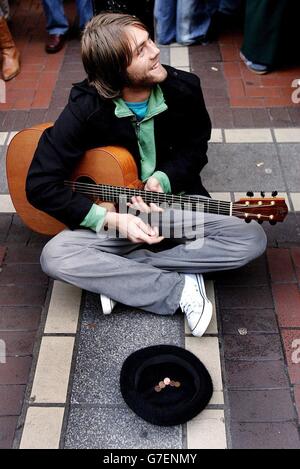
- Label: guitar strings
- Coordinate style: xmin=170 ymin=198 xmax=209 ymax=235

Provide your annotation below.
xmin=63 ymin=180 xmax=233 ymax=210
xmin=63 ymin=181 xmax=232 ymax=214
xmin=63 ymin=181 xmax=273 ymax=213
xmin=63 ymin=181 xmax=273 ymax=219
xmin=63 ymin=180 xmax=279 ymax=209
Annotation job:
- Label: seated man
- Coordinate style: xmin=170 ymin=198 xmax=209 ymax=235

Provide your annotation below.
xmin=26 ymin=13 xmax=267 ymax=337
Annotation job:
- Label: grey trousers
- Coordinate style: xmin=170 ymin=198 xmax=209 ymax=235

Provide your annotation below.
xmin=41 ymin=211 xmax=267 ymax=315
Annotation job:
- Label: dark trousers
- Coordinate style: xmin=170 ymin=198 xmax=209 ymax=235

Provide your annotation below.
xmin=241 ymin=0 xmax=300 ymax=67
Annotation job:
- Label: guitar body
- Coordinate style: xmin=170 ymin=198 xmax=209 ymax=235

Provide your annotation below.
xmin=6 ymin=124 xmax=143 ymax=236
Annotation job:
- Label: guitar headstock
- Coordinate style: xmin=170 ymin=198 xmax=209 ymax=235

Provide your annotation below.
xmin=233 ymin=192 xmax=288 ymax=224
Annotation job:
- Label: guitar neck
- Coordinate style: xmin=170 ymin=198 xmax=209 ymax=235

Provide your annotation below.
xmin=67 ymin=181 xmax=233 ymax=217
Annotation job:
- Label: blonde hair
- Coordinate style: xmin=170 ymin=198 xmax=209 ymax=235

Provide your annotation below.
xmin=81 ymin=13 xmax=147 ymax=99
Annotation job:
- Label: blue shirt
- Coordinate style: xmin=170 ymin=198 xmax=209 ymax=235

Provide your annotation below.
xmin=125 ymin=99 xmax=149 ymax=121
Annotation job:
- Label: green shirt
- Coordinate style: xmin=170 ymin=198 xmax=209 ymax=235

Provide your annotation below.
xmin=80 ymin=85 xmax=170 ymax=232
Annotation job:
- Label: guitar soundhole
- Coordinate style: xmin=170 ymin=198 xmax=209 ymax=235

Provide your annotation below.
xmin=75 ymin=176 xmax=98 ymax=202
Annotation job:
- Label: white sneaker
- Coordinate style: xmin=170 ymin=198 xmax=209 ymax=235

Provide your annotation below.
xmin=100 ymin=294 xmax=116 ymax=315
xmin=180 ymin=274 xmax=213 ymax=337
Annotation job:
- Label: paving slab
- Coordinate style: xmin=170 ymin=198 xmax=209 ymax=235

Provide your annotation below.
xmin=0 ymin=385 xmax=26 ymax=416
xmin=223 ymin=334 xmax=283 ymax=361
xmin=230 ymin=422 xmax=300 ymax=449
xmin=70 ymin=292 xmax=184 ymax=406
xmin=228 ymin=389 xmax=296 ymax=421
xmin=202 ymin=143 xmax=285 ymax=192
xmin=216 ymin=285 xmax=273 ymax=309
xmin=220 ymin=308 xmax=278 ymax=334
xmin=64 ymin=406 xmax=182 ymax=449
xmin=277 ymin=143 xmax=300 ymax=191
xmin=224 ymin=360 xmax=290 ymax=389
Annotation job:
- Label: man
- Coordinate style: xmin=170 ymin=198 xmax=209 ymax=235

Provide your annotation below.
xmin=26 ymin=13 xmax=267 ymax=337
xmin=42 ymin=0 xmax=93 ymax=53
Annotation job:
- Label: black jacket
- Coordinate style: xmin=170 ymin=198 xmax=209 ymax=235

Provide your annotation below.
xmin=26 ymin=65 xmax=211 ymax=230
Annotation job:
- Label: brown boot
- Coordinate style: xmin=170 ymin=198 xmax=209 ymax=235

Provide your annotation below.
xmin=0 ymin=17 xmax=20 ymax=81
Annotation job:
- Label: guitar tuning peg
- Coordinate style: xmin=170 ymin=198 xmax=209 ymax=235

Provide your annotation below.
xmin=260 ymin=191 xmax=265 ymax=198
xmin=246 ymin=191 xmax=254 ymax=197
xmin=257 ymin=219 xmax=264 ymax=224
xmin=269 ymin=220 xmax=277 ymax=226
xmin=272 ymin=191 xmax=278 ymax=197
xmin=245 ymin=218 xmax=252 ymax=223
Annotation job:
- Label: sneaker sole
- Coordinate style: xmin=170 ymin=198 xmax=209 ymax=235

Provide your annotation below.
xmin=100 ymin=295 xmax=116 ymax=315
xmin=239 ymin=51 xmax=269 ymax=75
xmin=191 ymin=275 xmax=213 ymax=337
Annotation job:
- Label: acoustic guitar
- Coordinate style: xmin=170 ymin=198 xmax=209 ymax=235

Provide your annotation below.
xmin=6 ymin=123 xmax=288 ymax=236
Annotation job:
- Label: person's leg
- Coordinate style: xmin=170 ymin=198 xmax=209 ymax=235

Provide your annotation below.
xmin=40 ymin=228 xmax=184 ymax=316
xmin=75 ymin=0 xmax=94 ymax=30
xmin=218 ymin=0 xmax=241 ymax=15
xmin=176 ymin=0 xmax=218 ymax=44
xmin=40 ymin=211 xmax=266 ymax=316
xmin=241 ymin=0 xmax=291 ymax=68
xmin=0 ymin=16 xmax=20 ymax=81
xmin=42 ymin=0 xmax=69 ymax=35
xmin=125 ymin=211 xmax=267 ymax=273
xmin=154 ymin=0 xmax=177 ymax=45
xmin=0 ymin=0 xmax=9 ymax=19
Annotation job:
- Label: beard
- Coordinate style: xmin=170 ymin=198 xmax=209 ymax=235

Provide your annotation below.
xmin=125 ymin=64 xmax=167 ymax=89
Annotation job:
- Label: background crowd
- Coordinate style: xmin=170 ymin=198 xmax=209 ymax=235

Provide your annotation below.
xmin=0 ymin=0 xmax=299 ymax=82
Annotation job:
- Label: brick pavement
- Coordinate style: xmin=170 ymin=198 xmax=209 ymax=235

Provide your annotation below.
xmin=0 ymin=0 xmax=300 ymax=449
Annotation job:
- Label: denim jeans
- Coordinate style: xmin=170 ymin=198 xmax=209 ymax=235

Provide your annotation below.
xmin=154 ymin=0 xmax=241 ymax=45
xmin=42 ymin=0 xmax=94 ymax=34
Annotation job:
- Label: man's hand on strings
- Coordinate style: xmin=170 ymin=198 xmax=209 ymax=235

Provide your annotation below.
xmin=127 ymin=177 xmax=165 ymax=214
xmin=127 ymin=195 xmax=164 ymax=214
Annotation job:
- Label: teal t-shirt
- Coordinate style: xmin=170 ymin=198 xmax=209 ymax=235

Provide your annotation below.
xmin=125 ymin=99 xmax=149 ymax=121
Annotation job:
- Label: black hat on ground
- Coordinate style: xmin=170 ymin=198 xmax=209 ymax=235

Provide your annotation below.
xmin=120 ymin=344 xmax=213 ymax=426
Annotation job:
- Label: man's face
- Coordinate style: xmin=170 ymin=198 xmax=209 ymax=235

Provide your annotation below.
xmin=125 ymin=26 xmax=167 ymax=87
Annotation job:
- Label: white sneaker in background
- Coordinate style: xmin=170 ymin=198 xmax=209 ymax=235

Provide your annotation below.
xmin=180 ymin=273 xmax=213 ymax=337
xmin=100 ymin=294 xmax=116 ymax=315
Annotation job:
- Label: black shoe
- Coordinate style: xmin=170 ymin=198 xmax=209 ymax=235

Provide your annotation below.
xmin=45 ymin=34 xmax=67 ymax=54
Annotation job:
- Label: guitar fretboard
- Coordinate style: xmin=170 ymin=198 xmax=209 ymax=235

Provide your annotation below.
xmin=65 ymin=181 xmax=233 ymax=217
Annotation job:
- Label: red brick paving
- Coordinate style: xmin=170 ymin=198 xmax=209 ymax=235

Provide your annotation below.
xmin=0 ymin=306 xmax=41 ymax=331
xmin=218 ymin=248 xmax=300 ymax=448
xmin=0 ymin=0 xmax=70 ymax=111
xmin=294 ymin=386 xmax=300 ymax=423
xmin=291 ymin=248 xmax=300 ymax=283
xmin=219 ymin=31 xmax=300 ymax=108
xmin=0 ymin=416 xmax=19 ymax=449
xmin=267 ymin=248 xmax=296 ymax=283
xmin=267 ymin=247 xmax=300 ymax=397
xmin=0 ymin=247 xmax=6 ymax=266
xmin=230 ymin=422 xmax=300 ymax=449
xmin=0 ymin=385 xmax=25 ymax=416
xmin=0 ymin=227 xmax=48 ymax=448
xmin=272 ymin=284 xmax=300 ymax=328
xmin=281 ymin=330 xmax=300 ymax=385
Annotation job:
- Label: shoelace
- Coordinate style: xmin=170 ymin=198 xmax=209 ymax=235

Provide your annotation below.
xmin=182 ymin=300 xmax=203 ymax=319
xmin=180 ymin=284 xmax=203 ymax=319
